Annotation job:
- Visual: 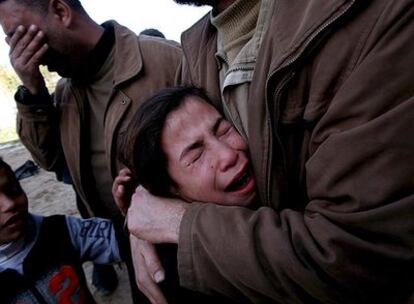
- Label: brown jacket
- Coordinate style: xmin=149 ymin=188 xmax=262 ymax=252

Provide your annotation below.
xmin=178 ymin=0 xmax=414 ymax=302
xmin=17 ymin=21 xmax=182 ymax=217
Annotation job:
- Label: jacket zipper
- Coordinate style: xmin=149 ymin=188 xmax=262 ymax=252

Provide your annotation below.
xmin=265 ymin=72 xmax=296 ymax=205
xmin=263 ymin=0 xmax=356 ymax=205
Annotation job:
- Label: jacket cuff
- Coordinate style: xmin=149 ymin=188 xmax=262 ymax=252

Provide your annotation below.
xmin=177 ymin=202 xmax=205 ymax=291
xmin=16 ymin=99 xmax=55 ymax=120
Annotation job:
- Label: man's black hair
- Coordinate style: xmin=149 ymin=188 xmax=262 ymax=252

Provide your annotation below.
xmin=173 ymin=0 xmax=217 ymax=7
xmin=119 ymin=86 xmax=212 ymax=197
xmin=3 ymin=0 xmax=85 ymax=13
xmin=139 ymin=28 xmax=165 ymax=39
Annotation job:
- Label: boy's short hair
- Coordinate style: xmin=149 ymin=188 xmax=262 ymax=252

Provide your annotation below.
xmin=0 ymin=157 xmax=13 ymax=174
xmin=119 ymin=86 xmax=211 ymax=197
xmin=0 ymin=157 xmax=19 ymax=186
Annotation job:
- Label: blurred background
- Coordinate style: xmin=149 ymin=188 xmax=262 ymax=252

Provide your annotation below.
xmin=0 ymin=0 xmax=210 ymax=145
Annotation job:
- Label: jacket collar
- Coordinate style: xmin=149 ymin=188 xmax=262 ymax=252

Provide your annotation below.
xmin=182 ymin=11 xmax=217 ymax=70
xmin=181 ymin=0 xmax=357 ymax=76
xmin=263 ymin=0 xmax=357 ymax=73
xmin=108 ymin=20 xmax=143 ymax=88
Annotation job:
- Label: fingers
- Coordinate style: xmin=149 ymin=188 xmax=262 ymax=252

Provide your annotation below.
xmin=10 ymin=25 xmax=47 ymax=67
xmin=6 ymin=24 xmax=47 ymax=94
xmin=119 ymin=167 xmax=132 ymax=177
xmin=113 ymin=175 xmax=127 ymax=198
xmin=20 ymin=30 xmax=48 ymax=66
xmin=116 ymin=174 xmax=132 ymax=185
xmin=112 ymin=169 xmax=133 ymax=215
xmin=113 ymin=186 xmax=129 ymax=215
xmin=7 ymin=25 xmax=25 ymax=50
xmin=114 ymin=184 xmax=126 ymax=199
xmin=140 ymin=240 xmax=165 ymax=283
xmin=113 ymin=168 xmax=132 ymax=190
xmin=10 ymin=25 xmax=37 ymax=59
xmin=130 ymin=236 xmax=168 ymax=304
xmin=135 ymin=253 xmax=168 ymax=304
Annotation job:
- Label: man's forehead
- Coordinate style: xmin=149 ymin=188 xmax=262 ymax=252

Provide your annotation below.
xmin=0 ymin=8 xmax=20 ymax=36
xmin=0 ymin=1 xmax=39 ymax=37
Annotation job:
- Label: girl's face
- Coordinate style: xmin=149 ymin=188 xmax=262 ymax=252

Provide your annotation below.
xmin=161 ymin=97 xmax=256 ymax=206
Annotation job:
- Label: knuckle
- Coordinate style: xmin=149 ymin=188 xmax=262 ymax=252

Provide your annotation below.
xmin=136 ymin=273 xmax=146 ymax=285
xmin=147 ymin=262 xmax=157 ymax=273
xmin=136 ymin=271 xmax=143 ymax=282
xmin=14 ymin=63 xmax=23 ymax=70
xmin=26 ymin=45 xmax=36 ymax=52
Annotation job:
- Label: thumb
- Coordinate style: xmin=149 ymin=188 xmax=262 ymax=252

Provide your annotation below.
xmin=141 ymin=241 xmax=165 ymax=283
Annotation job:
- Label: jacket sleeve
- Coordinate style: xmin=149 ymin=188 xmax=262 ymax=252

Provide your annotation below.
xmin=177 ymin=2 xmax=414 ymax=303
xmin=65 ymin=216 xmax=121 ymax=264
xmin=16 ymin=84 xmax=64 ymax=172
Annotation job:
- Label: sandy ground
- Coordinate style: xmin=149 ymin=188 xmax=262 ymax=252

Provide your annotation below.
xmin=0 ymin=142 xmax=133 ymax=304
xmin=0 ymin=86 xmax=15 ymax=130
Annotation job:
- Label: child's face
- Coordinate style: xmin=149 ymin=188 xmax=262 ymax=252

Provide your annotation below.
xmin=0 ymin=166 xmax=28 ymax=244
xmin=162 ymin=97 xmax=256 ymax=206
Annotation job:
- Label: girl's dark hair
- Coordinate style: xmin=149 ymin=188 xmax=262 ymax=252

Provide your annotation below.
xmin=119 ymin=86 xmax=211 ymax=197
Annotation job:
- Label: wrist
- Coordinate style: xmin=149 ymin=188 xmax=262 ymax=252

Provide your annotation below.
xmin=24 ymin=83 xmax=44 ymax=95
xmin=14 ymin=85 xmax=50 ymax=105
xmin=167 ymin=202 xmax=188 ymax=243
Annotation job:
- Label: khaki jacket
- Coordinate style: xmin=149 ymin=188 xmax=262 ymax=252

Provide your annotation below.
xmin=17 ymin=21 xmax=182 ymax=217
xmin=179 ymin=0 xmax=414 ymax=302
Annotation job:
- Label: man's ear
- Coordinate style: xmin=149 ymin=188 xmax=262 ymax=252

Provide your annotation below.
xmin=48 ymin=0 xmax=73 ymax=28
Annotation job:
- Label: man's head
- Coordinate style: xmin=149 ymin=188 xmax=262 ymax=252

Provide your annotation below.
xmin=0 ymin=0 xmax=83 ymax=13
xmin=120 ymin=86 xmax=256 ymax=206
xmin=173 ymin=0 xmax=234 ymax=12
xmin=139 ymin=28 xmax=165 ymax=39
xmin=0 ymin=0 xmax=99 ymax=78
xmin=0 ymin=158 xmax=28 ymax=244
xmin=173 ymin=0 xmax=217 ymax=6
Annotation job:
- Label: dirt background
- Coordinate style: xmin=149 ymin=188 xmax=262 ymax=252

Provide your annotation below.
xmin=0 ymin=142 xmax=133 ymax=304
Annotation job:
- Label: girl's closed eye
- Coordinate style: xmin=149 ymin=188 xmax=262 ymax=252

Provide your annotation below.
xmin=217 ymin=121 xmax=233 ymax=137
xmin=189 ymin=148 xmax=203 ymax=165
